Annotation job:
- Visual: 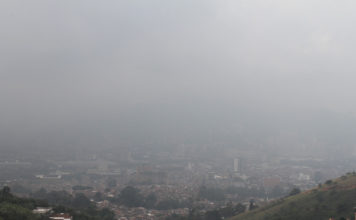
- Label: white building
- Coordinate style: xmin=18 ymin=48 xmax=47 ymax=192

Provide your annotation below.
xmin=33 ymin=207 xmax=52 ymax=214
xmin=49 ymin=213 xmax=73 ymax=220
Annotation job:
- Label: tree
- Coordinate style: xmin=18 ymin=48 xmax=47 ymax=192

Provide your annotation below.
xmin=0 ymin=202 xmax=38 ymax=220
xmin=32 ymin=188 xmax=47 ymax=200
xmin=0 ymin=186 xmax=12 ymax=200
xmin=198 ymin=186 xmax=225 ymax=201
xmin=72 ymin=193 xmax=91 ymax=209
xmin=220 ymin=202 xmax=234 ymax=218
xmin=188 ymin=208 xmax=203 ymax=220
xmin=205 ymin=210 xmax=221 ymax=220
xmin=11 ymin=184 xmax=31 ymax=194
xmin=46 ymin=190 xmax=72 ymax=206
xmin=156 ymin=198 xmax=180 ymax=210
xmin=166 ymin=214 xmax=186 ymax=220
xmin=144 ymin=193 xmax=157 ymax=209
xmin=106 ymin=178 xmax=117 ymax=188
xmin=234 ymin=203 xmax=246 ymax=214
xmin=52 ymin=205 xmax=68 ymax=213
xmin=219 ymin=201 xmax=245 ymax=218
xmin=93 ymin=192 xmax=103 ymax=202
xmin=325 ymin=180 xmax=333 ymax=185
xmin=72 ymin=185 xmax=92 ymax=191
xmin=249 ymin=199 xmax=258 ymax=210
xmin=337 ymin=203 xmax=347 ymax=214
xmin=119 ymin=186 xmax=143 ymax=207
xmin=288 ymin=188 xmax=301 ymax=196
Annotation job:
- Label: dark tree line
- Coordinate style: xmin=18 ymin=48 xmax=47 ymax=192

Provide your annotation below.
xmin=30 ymin=187 xmax=115 ymax=220
xmin=113 ymin=186 xmax=191 ymax=210
xmin=166 ymin=202 xmax=246 ymax=220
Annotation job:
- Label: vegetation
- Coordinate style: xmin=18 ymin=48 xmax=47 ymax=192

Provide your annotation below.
xmin=198 ymin=186 xmax=225 ymax=201
xmin=118 ymin=186 xmax=144 ymax=207
xmin=2 ymin=186 xmax=116 ymax=220
xmin=225 ymin=186 xmax=268 ymax=199
xmin=166 ymin=202 xmax=246 ymax=220
xmin=32 ymin=188 xmax=93 ymax=210
xmin=288 ymin=188 xmax=301 ymax=196
xmin=0 ymin=186 xmax=47 ymax=220
xmin=113 ymin=186 xmax=189 ymax=210
xmin=72 ymin=185 xmax=93 ymax=191
xmin=231 ymin=173 xmax=356 ymax=220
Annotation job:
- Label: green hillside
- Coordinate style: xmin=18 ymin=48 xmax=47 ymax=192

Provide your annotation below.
xmin=231 ymin=173 xmax=356 ymax=220
xmin=0 ymin=186 xmax=115 ymax=220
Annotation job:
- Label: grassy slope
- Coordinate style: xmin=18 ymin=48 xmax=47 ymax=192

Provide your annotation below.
xmin=231 ymin=174 xmax=356 ymax=220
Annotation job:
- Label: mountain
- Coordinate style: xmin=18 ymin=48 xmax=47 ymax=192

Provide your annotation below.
xmin=231 ymin=173 xmax=356 ymax=220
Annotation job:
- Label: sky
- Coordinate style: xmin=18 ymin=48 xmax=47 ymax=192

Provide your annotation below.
xmin=1 ymin=0 xmax=356 ymax=152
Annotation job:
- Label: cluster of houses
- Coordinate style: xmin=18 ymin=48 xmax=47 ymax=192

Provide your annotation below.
xmin=33 ymin=207 xmax=72 ymax=220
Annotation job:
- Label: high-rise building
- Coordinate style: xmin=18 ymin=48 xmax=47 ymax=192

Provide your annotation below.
xmin=234 ymin=158 xmax=239 ymax=172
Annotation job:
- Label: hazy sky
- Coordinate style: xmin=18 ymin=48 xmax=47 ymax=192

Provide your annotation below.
xmin=1 ymin=0 xmax=356 ymax=150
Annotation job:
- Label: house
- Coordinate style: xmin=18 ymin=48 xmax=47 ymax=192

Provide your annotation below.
xmin=32 ymin=207 xmax=52 ymax=214
xmin=49 ymin=213 xmax=73 ymax=220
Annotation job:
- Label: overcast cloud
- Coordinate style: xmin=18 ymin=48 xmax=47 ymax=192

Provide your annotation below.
xmin=1 ymin=0 xmax=356 ymax=152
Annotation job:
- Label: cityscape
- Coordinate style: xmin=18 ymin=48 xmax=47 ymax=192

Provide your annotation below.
xmin=2 ymin=0 xmax=356 ymax=219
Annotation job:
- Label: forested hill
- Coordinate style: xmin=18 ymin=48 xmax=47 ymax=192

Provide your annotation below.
xmin=231 ymin=173 xmax=356 ymax=220
xmin=0 ymin=186 xmax=115 ymax=220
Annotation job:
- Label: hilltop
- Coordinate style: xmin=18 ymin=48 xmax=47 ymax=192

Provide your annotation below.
xmin=231 ymin=173 xmax=356 ymax=220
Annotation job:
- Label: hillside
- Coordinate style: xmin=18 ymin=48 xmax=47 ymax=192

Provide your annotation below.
xmin=0 ymin=186 xmax=115 ymax=220
xmin=231 ymin=173 xmax=356 ymax=220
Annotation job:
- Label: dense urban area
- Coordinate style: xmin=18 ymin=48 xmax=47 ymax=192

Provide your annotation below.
xmin=1 ymin=142 xmax=355 ymax=219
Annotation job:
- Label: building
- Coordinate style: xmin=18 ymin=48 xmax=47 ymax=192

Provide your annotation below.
xmin=49 ymin=213 xmax=73 ymax=220
xmin=32 ymin=207 xmax=52 ymax=214
xmin=234 ymin=158 xmax=239 ymax=172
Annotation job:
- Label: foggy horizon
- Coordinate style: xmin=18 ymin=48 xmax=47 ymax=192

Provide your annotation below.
xmin=2 ymin=1 xmax=356 ymax=157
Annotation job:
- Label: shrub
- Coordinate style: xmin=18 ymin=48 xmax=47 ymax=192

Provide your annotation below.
xmin=325 ymin=180 xmax=333 ymax=185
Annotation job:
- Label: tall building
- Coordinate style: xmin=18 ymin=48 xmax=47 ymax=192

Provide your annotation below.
xmin=234 ymin=158 xmax=239 ymax=172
